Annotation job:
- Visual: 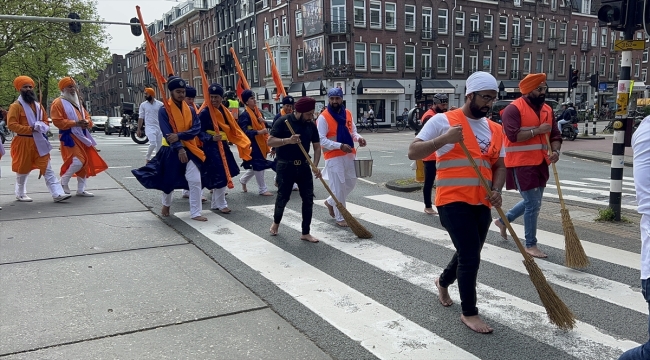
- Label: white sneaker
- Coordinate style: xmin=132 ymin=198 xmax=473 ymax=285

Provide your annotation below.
xmin=76 ymin=191 xmax=94 ymax=197
xmin=16 ymin=195 xmax=33 ymax=202
xmin=53 ymin=194 xmax=72 ymax=202
xmin=62 ymin=184 xmax=71 ymax=194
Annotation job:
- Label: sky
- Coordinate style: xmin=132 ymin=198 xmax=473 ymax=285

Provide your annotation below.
xmin=96 ymin=0 xmax=180 ymax=55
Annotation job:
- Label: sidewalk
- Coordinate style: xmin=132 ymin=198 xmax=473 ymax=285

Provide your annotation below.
xmin=561 ymin=134 xmax=634 ymax=167
xmin=0 ymin=159 xmax=330 ymax=359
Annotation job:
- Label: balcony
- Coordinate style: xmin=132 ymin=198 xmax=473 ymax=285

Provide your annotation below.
xmin=191 ymin=36 xmax=201 ymax=45
xmin=421 ymin=28 xmax=437 ymax=41
xmin=580 ymin=42 xmax=592 ymax=52
xmin=511 ymin=36 xmax=524 ymax=47
xmin=254 ymin=0 xmax=268 ymax=11
xmin=325 ymin=21 xmax=350 ymax=35
xmin=548 ymin=38 xmax=558 ymax=50
xmin=468 ymin=31 xmax=483 ymax=44
xmin=510 ymin=70 xmax=522 ymax=80
xmin=323 ymin=63 xmax=355 ymax=79
xmin=266 ymin=35 xmax=290 ymax=48
xmin=203 ymin=60 xmax=215 ymax=73
xmin=422 ymin=68 xmax=433 ymax=79
xmin=179 ymin=42 xmax=188 ymax=49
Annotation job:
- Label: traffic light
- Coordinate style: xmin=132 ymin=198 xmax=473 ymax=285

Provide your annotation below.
xmin=130 ymin=17 xmax=142 ymax=36
xmin=68 ymin=12 xmax=81 ymax=34
xmin=571 ymin=69 xmax=579 ymax=88
xmin=590 ymin=74 xmax=599 ymax=88
xmin=598 ymin=0 xmax=628 ymax=29
xmin=415 ymin=79 xmax=422 ymax=99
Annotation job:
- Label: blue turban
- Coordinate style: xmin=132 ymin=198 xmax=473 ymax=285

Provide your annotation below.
xmin=328 ymin=87 xmax=343 ymax=98
xmin=167 ymin=77 xmax=186 ymax=91
xmin=241 ymin=89 xmax=254 ymax=104
xmin=185 ymin=86 xmax=197 ymax=98
xmin=282 ymin=95 xmax=295 ymax=105
xmin=208 ymin=83 xmax=224 ymax=96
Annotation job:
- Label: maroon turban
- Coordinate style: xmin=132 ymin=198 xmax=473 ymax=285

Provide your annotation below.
xmin=294 ymin=97 xmax=316 ymax=113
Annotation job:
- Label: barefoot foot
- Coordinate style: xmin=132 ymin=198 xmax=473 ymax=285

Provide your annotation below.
xmin=242 ymin=184 xmax=247 ymax=193
xmin=260 ymin=191 xmax=273 ymax=196
xmin=525 ymin=246 xmax=548 ymax=258
xmin=494 ymin=219 xmax=507 ymax=240
xmin=191 ymin=216 xmax=208 ymax=222
xmin=325 ymin=201 xmax=335 ymax=218
xmin=300 ymin=234 xmax=319 ymax=243
xmin=435 ymin=278 xmax=453 ymax=306
xmin=336 ymin=220 xmax=348 ymax=227
xmin=269 ymin=223 xmax=279 ymax=236
xmin=161 ymin=205 xmax=170 ymax=217
xmin=424 ymin=207 xmax=438 ymax=215
xmin=461 ymin=315 xmax=493 ymax=334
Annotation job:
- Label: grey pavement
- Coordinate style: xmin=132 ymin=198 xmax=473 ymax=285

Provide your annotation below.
xmin=0 ymin=159 xmax=331 ymax=359
xmin=560 ymin=132 xmax=635 ymax=166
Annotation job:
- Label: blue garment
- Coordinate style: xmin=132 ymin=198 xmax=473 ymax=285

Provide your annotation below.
xmin=327 ymin=105 xmax=353 ymax=148
xmin=618 ymin=279 xmax=650 ymax=360
xmin=500 ymin=170 xmax=545 ymax=248
xmin=131 ymin=103 xmax=202 ymax=193
xmin=238 ymin=108 xmax=275 ymax=171
xmin=59 ymin=128 xmax=88 ymax=147
xmin=198 ymin=107 xmax=240 ymax=190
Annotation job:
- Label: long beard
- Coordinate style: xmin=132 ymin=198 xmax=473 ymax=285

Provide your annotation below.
xmin=21 ymin=90 xmax=37 ymax=103
xmin=62 ymin=92 xmax=80 ymax=108
xmin=469 ymin=97 xmax=490 ymax=119
xmin=530 ymin=95 xmax=545 ymax=106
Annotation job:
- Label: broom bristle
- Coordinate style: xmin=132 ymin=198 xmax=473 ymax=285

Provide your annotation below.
xmin=336 ymin=203 xmax=373 ymax=239
xmin=561 ymin=209 xmax=590 ymax=269
xmin=523 ymin=258 xmax=576 ymax=330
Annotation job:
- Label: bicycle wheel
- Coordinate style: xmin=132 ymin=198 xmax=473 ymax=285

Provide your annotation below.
xmin=369 ymin=120 xmax=377 ymax=132
xmin=396 ymin=120 xmax=406 ymax=131
xmin=356 ymin=120 xmax=365 ymax=132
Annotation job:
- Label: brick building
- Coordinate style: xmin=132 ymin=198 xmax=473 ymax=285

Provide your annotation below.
xmin=83 ymin=54 xmax=129 ymax=117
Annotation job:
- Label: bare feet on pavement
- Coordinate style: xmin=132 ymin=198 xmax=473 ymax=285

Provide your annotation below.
xmin=325 ymin=201 xmax=335 ymax=218
xmin=300 ymin=234 xmax=319 ymax=243
xmin=494 ymin=219 xmax=507 ymax=240
xmin=161 ymin=205 xmax=170 ymax=217
xmin=461 ymin=315 xmax=493 ymax=334
xmin=242 ymin=184 xmax=247 ymax=193
xmin=435 ymin=278 xmax=453 ymax=306
xmin=260 ymin=191 xmax=273 ymax=196
xmin=191 ymin=216 xmax=208 ymax=222
xmin=336 ymin=220 xmax=348 ymax=227
xmin=269 ymin=223 xmax=279 ymax=236
xmin=525 ymin=246 xmax=548 ymax=258
xmin=424 ymin=207 xmax=437 ymax=215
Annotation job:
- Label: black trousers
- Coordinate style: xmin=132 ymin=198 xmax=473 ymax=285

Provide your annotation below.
xmin=423 ymin=160 xmax=437 ymax=208
xmin=437 ymin=202 xmax=491 ymax=317
xmin=273 ymin=160 xmax=314 ymax=235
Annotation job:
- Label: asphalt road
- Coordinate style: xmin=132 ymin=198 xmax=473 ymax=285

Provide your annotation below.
xmin=93 ymin=130 xmax=642 ymax=360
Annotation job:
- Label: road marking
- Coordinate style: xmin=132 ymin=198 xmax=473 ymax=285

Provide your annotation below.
xmin=583 ymin=178 xmax=636 ymax=188
xmin=357 ymin=178 xmax=377 ymax=185
xmin=538 ymin=191 xmax=638 ymax=211
xmin=250 ymin=205 xmax=638 ymax=359
xmin=557 ymin=180 xmax=636 ymax=192
xmin=388 ymin=163 xmax=406 ymax=166
xmin=547 ymin=184 xmax=636 ymax=198
xmin=108 ymin=166 xmax=132 ymax=169
xmin=367 ymin=194 xmax=640 ymax=271
xmin=176 ymin=211 xmax=478 ymax=360
xmin=123 ymin=176 xmax=135 ymax=179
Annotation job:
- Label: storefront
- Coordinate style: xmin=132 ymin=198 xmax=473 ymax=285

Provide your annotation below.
xmin=545 ymin=81 xmax=569 ymax=103
xmin=498 ymin=81 xmax=521 ymax=99
xmin=255 ymin=88 xmax=271 ymax=112
xmin=420 ymin=80 xmax=455 ymax=107
xmin=355 ymin=79 xmax=405 ymax=127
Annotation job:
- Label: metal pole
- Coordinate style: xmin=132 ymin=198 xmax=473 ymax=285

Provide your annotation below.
xmin=0 ymin=14 xmax=135 ymax=26
xmin=593 ymin=91 xmax=598 ymax=135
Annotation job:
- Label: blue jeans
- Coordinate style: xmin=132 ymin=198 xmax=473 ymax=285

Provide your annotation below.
xmin=500 ymin=171 xmax=544 ymax=248
xmin=618 ymin=279 xmax=650 ymax=360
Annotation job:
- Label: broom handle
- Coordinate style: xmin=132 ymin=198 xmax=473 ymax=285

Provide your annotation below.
xmin=458 ymin=140 xmax=532 ymax=260
xmin=545 ymin=135 xmax=566 ymax=211
xmin=284 ymin=120 xmax=343 ymax=205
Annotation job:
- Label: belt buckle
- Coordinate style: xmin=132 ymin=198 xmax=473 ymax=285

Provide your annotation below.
xmin=293 ymin=160 xmax=301 ymax=166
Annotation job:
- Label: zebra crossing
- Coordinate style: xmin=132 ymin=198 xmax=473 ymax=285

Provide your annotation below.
xmin=175 ymin=191 xmax=645 ymax=360
xmin=542 ymin=175 xmax=638 ymax=211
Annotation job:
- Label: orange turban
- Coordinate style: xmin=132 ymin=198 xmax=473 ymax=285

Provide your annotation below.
xmin=58 ymin=77 xmax=76 ymax=91
xmin=144 ymin=88 xmax=155 ymax=97
xmin=13 ymin=76 xmax=34 ymax=91
xmin=519 ymin=73 xmax=547 ymax=94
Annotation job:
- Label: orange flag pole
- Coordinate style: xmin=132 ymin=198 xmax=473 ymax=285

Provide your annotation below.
xmin=193 ymin=48 xmax=234 ymax=189
xmin=161 ymin=42 xmax=175 ymax=77
xmin=229 ymin=47 xmax=264 ymax=119
xmin=265 ymin=42 xmax=287 ymax=100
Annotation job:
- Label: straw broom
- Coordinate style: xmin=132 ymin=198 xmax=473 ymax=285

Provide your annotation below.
xmin=285 ymin=120 xmax=373 ymax=239
xmin=545 ymin=135 xmax=589 ymax=269
xmin=459 ymin=140 xmax=575 ymax=330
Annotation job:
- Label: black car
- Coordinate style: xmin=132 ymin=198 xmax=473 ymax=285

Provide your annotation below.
xmin=490 ymin=99 xmax=561 ymax=123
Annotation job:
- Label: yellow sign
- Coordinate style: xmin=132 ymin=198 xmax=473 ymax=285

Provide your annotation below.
xmin=616 ymin=93 xmax=629 ymax=116
xmin=614 ymin=40 xmax=646 ymax=51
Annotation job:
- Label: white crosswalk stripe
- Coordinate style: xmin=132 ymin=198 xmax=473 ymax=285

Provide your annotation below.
xmin=543 ymin=176 xmax=638 ymax=210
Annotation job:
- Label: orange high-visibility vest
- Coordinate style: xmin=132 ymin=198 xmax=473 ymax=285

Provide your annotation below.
xmin=434 ymin=109 xmax=504 ymax=207
xmin=320 ymin=108 xmax=356 ymax=160
xmin=504 ymin=97 xmax=552 ymax=168
xmin=422 ymin=110 xmax=439 ymax=162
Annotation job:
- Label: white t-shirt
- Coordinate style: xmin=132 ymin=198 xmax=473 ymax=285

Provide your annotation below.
xmin=632 ymin=116 xmax=650 ymax=279
xmin=415 ymin=112 xmax=506 ymax=158
xmin=139 ymin=100 xmax=164 ymax=130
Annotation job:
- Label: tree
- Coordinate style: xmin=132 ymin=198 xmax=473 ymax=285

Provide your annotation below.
xmin=0 ymin=0 xmax=111 ymax=109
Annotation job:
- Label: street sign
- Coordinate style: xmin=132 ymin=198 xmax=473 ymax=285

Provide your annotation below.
xmin=614 ymin=39 xmax=646 ymax=51
xmin=615 ymin=93 xmax=629 ymax=115
xmin=599 ymin=82 xmax=608 ymax=91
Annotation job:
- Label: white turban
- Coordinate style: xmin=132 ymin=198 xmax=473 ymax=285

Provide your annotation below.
xmin=465 ymin=71 xmax=499 ymax=95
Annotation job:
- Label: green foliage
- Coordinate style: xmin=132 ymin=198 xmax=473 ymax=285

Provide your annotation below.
xmin=594 ymin=208 xmax=630 ymax=222
xmin=0 ymin=0 xmax=111 ymax=109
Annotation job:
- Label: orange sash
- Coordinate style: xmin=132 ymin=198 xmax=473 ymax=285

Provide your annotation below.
xmin=245 ymin=106 xmax=269 ymax=156
xmin=280 ymin=108 xmax=290 ymax=116
xmin=168 ymin=100 xmax=205 ymax=162
xmin=212 ymin=104 xmax=252 ymax=161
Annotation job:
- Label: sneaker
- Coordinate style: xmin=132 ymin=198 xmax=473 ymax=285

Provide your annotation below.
xmin=16 ymin=195 xmax=33 ymax=202
xmin=76 ymin=191 xmax=94 ymax=197
xmin=62 ymin=184 xmax=71 ymax=194
xmin=53 ymin=194 xmax=72 ymax=202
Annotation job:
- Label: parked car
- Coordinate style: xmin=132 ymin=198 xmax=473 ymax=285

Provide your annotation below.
xmin=91 ymin=116 xmax=108 ymax=132
xmin=490 ymin=99 xmax=561 ymax=124
xmin=104 ymin=117 xmax=123 ymax=135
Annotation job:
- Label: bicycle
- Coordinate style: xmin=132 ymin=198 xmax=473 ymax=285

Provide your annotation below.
xmin=395 ymin=116 xmax=407 ymax=131
xmin=356 ymin=117 xmax=377 ymax=132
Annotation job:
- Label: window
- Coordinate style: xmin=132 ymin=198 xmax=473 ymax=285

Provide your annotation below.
xmin=332 ymin=42 xmax=347 ymax=65
xmin=469 ymin=50 xmax=478 ymax=72
xmin=297 ymin=49 xmax=304 ymax=73
xmin=512 ymin=18 xmax=520 ymax=37
xmin=118 ymin=79 xmax=123 ymax=88
xmin=455 ymin=11 xmax=465 ymax=36
xmin=537 ymin=21 xmax=545 ymax=42
xmin=438 ymin=9 xmax=448 ymax=34
xmin=354 ymin=0 xmax=366 ymax=27
xmin=570 ymin=54 xmax=577 ymax=69
xmin=405 ymin=5 xmax=416 ymax=32
xmin=386 ymin=45 xmax=396 ymax=71
xmin=511 ymin=53 xmax=520 ymax=73
xmin=524 ymin=19 xmax=533 ymax=41
xmin=536 ymin=53 xmax=544 ymax=73
xmin=590 ymin=55 xmax=596 ymax=75
xmin=194 ymin=77 xmax=202 ymax=97
xmin=280 ymin=50 xmax=289 ymax=75
xmin=591 ymin=27 xmax=597 ymax=46
xmin=581 ymin=54 xmax=586 ymax=73
xmin=635 ymin=60 xmax=641 ymax=77
xmin=181 ymin=54 xmax=188 ymax=71
xmin=437 ymin=47 xmax=447 ymax=72
xmin=582 ymin=25 xmax=588 ymax=42
xmin=370 ymin=1 xmax=381 ymax=28
xmin=643 ymin=69 xmax=647 ymax=82
xmin=423 ymin=8 xmax=433 ymax=36
xmin=385 ymin=3 xmax=396 ymax=30
xmin=355 ymin=42 xmax=367 ymax=70
xmin=282 ymin=16 xmax=287 ymax=36
xmin=643 ymin=49 xmax=648 ymax=63
xmin=523 ymin=52 xmax=531 ymax=74
xmin=273 ymin=18 xmax=279 ymax=36
xmin=483 ymin=50 xmax=492 ymax=72
xmin=609 ymin=57 xmax=615 ymax=80
xmin=551 ymin=0 xmax=557 ymax=10
xmin=559 ymin=54 xmax=566 ymax=75
xmin=498 ymin=51 xmax=507 ymax=74
xmin=560 ymin=23 xmax=567 ymax=44
xmin=238 ymin=32 xmax=243 ymax=52
xmin=599 ymin=55 xmax=606 ymax=76
xmin=601 ymin=28 xmax=608 ymax=47
xmin=265 ymin=52 xmax=271 ymax=75
xmin=405 ymin=45 xmax=416 ymax=72
xmin=296 ymin=11 xmax=303 ymax=35
xmin=370 ymin=43 xmax=382 ymax=71
xmin=264 ymin=23 xmax=270 ymax=40
xmin=117 ymin=63 xmax=122 ymax=73
xmin=547 ymin=54 xmax=555 ymax=76
xmin=549 ymin=21 xmax=556 ymax=39
xmin=499 ymin=16 xmax=507 ymax=40
xmin=454 ymin=48 xmax=465 ymax=73
xmin=422 ymin=47 xmax=432 ymax=72
xmin=483 ymin=15 xmax=493 ymax=38
xmin=251 ymin=27 xmax=256 ymax=49
xmin=571 ymin=25 xmax=579 ymax=45
xmin=470 ymin=14 xmax=479 ymax=32
xmin=244 ymin=29 xmax=249 ymax=49
xmin=192 ymin=52 xmax=198 ymax=68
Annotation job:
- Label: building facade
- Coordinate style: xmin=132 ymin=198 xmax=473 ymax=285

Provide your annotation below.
xmin=83 ymin=54 xmax=129 ymax=117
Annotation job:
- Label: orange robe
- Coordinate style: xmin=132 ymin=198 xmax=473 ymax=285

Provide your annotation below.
xmin=7 ymin=101 xmax=50 ymax=175
xmin=50 ymin=98 xmax=108 ymax=178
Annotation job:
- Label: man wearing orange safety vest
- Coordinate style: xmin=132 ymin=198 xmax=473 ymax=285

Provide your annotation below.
xmin=420 ymin=93 xmax=450 ymax=214
xmin=408 ymin=71 xmax=505 ymax=334
xmin=494 ymin=73 xmax=562 ymax=259
xmin=317 ymin=87 xmax=367 ymax=227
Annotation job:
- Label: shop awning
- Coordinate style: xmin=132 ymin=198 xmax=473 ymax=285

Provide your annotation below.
xmin=357 ymin=80 xmax=405 ymax=95
xmin=256 ymin=88 xmax=269 ymax=100
xmin=421 ymin=80 xmax=455 ymax=94
xmin=499 ymin=81 xmax=520 ymax=93
xmin=632 ymin=81 xmax=649 ymax=92
xmin=287 ymin=82 xmax=304 ymax=97
xmin=304 ymin=81 xmax=326 ymax=96
xmin=546 ymin=81 xmax=568 ymax=93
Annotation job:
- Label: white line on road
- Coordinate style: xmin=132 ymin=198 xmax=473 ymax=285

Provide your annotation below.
xmin=388 ymin=163 xmax=406 ymax=166
xmin=108 ymin=166 xmax=132 ymax=169
xmin=176 ymin=211 xmax=478 ymax=360
xmin=583 ymin=178 xmax=636 ymax=187
xmin=357 ymin=178 xmax=377 ymax=185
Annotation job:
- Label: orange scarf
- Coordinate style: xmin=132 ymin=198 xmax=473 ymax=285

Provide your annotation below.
xmin=280 ymin=108 xmax=290 ymax=116
xmin=168 ymin=100 xmax=205 ymax=162
xmin=211 ymin=104 xmax=252 ymax=161
xmin=245 ymin=106 xmax=269 ymax=156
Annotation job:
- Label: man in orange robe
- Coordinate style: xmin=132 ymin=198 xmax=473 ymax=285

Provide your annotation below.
xmin=7 ymin=76 xmax=71 ymax=203
xmin=51 ymin=77 xmax=108 ymax=196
